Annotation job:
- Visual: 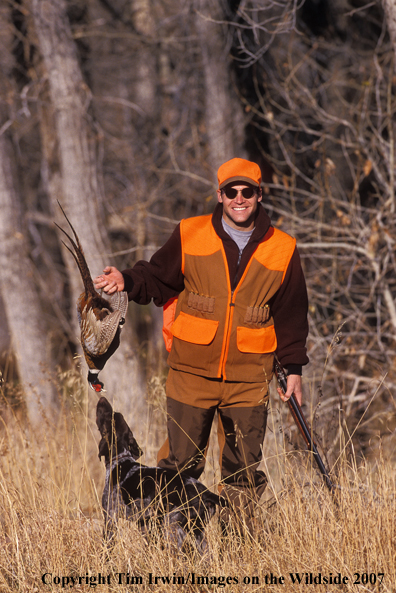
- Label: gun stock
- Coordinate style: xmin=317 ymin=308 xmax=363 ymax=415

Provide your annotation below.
xmin=273 ymin=355 xmax=334 ymax=492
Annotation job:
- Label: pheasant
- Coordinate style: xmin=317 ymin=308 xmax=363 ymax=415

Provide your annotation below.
xmin=56 ymin=203 xmax=128 ymax=392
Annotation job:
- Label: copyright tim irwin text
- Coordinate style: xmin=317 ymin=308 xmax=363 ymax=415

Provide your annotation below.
xmin=41 ymin=571 xmax=385 ymax=588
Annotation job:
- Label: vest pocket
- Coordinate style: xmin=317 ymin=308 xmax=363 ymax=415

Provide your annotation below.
xmin=237 ymin=324 xmax=277 ymax=353
xmin=171 ymin=311 xmax=219 ymax=345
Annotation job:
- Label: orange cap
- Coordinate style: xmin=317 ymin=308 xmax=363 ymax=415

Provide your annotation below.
xmin=217 ymin=158 xmax=262 ymax=189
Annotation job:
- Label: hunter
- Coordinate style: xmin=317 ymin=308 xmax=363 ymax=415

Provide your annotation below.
xmin=94 ymin=157 xmax=309 ymax=526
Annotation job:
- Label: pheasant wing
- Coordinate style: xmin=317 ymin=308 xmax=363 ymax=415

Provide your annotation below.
xmin=108 ymin=291 xmax=128 ymax=320
xmin=78 ymin=292 xmax=128 ymax=357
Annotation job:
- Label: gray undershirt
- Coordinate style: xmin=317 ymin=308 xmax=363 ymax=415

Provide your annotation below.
xmin=222 ymin=218 xmax=254 ymax=264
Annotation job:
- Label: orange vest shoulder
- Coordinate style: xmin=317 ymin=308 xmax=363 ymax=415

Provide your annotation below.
xmin=254 ymin=227 xmax=296 ymax=280
xmin=180 ymin=215 xmax=222 ymax=263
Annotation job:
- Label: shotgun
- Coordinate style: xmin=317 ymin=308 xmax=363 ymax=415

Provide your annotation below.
xmin=273 ymin=354 xmax=334 ymax=492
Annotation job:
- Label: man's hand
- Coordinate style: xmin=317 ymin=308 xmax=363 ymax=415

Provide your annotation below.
xmin=93 ymin=266 xmax=125 ymax=295
xmin=277 ymin=374 xmax=302 ymax=406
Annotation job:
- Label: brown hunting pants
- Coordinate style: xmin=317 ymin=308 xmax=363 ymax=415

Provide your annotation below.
xmin=157 ymin=369 xmax=269 ymax=502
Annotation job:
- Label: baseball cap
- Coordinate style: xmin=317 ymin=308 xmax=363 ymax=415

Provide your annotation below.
xmin=217 ymin=158 xmax=262 ymax=189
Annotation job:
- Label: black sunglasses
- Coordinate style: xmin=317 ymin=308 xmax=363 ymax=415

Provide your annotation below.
xmin=223 ymin=187 xmax=256 ymax=199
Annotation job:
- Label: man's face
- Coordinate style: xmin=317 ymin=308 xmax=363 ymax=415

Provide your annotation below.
xmin=217 ymin=183 xmax=262 ymax=231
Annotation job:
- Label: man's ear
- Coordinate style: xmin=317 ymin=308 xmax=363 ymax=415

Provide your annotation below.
xmin=217 ymin=189 xmax=223 ymax=204
xmin=257 ymin=188 xmax=263 ymax=202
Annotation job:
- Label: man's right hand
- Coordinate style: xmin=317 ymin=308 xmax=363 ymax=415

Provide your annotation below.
xmin=93 ymin=266 xmax=125 ymax=294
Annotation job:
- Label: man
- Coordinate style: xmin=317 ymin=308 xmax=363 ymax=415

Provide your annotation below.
xmin=94 ymin=157 xmax=309 ymax=521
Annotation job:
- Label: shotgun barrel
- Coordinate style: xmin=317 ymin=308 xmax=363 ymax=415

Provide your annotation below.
xmin=273 ymin=355 xmax=334 ymax=492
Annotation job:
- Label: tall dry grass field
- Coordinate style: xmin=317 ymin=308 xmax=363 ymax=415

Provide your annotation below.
xmin=0 ymin=374 xmax=395 ymax=593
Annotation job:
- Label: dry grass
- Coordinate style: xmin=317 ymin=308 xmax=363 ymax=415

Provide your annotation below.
xmin=0 ymin=376 xmax=395 ymax=593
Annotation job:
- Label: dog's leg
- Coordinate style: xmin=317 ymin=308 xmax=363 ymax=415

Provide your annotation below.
xmin=195 ymin=531 xmax=209 ymax=556
xmin=103 ymin=510 xmax=117 ymax=544
xmin=162 ymin=510 xmax=188 ymax=552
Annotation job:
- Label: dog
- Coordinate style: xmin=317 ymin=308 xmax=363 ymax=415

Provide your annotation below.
xmin=96 ymin=396 xmax=226 ymax=551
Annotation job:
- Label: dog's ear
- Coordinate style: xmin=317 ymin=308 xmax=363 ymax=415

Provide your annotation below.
xmin=98 ymin=436 xmax=110 ymax=460
xmin=114 ymin=412 xmax=143 ymax=459
xmin=127 ymin=430 xmax=143 ymax=459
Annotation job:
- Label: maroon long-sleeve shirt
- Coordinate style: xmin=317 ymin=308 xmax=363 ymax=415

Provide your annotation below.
xmin=122 ymin=203 xmax=309 ymax=372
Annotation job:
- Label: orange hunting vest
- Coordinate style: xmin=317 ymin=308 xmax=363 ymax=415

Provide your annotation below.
xmin=163 ymin=215 xmax=296 ymax=383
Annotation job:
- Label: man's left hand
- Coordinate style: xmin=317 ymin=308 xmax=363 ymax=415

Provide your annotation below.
xmin=277 ymin=374 xmax=302 ymax=406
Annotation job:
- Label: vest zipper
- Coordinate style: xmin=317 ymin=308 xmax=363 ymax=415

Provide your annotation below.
xmin=219 ymin=290 xmax=235 ymax=379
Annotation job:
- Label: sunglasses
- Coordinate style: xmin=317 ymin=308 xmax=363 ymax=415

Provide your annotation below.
xmin=222 ymin=187 xmax=256 ymax=199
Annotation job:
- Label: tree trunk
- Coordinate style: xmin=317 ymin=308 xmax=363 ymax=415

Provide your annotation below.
xmin=0 ymin=2 xmax=58 ymax=425
xmin=194 ymin=0 xmax=246 ymax=178
xmin=382 ymin=0 xmax=396 ymax=69
xmin=0 ymin=132 xmax=58 ymax=424
xmin=29 ymin=0 xmax=106 ymax=276
xmin=29 ymin=0 xmax=146 ymax=424
xmin=133 ymin=0 xmax=157 ymax=120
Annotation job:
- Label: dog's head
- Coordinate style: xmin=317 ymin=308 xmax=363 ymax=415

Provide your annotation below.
xmin=96 ymin=396 xmax=143 ymax=462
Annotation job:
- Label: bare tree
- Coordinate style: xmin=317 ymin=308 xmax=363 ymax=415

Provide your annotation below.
xmin=382 ymin=0 xmax=396 ymax=68
xmin=0 ymin=2 xmax=57 ymax=423
xmin=133 ymin=0 xmax=158 ymax=120
xmin=27 ymin=0 xmax=146 ymax=421
xmin=194 ymin=0 xmax=247 ymax=177
xmin=228 ymin=0 xmax=396 ymax=462
xmin=0 ymin=131 xmax=58 ymax=424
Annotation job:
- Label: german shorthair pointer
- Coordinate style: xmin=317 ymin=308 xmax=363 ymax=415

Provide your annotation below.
xmin=96 ymin=396 xmax=225 ymax=551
